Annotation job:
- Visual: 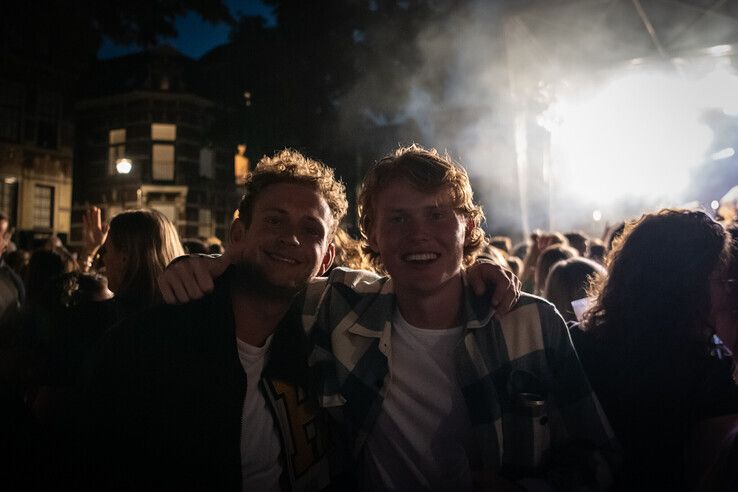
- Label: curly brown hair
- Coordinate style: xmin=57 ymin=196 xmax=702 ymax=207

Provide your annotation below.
xmin=584 ymin=208 xmax=730 ymax=350
xmin=237 ymin=149 xmax=348 ymax=237
xmin=357 ymin=144 xmax=485 ymax=271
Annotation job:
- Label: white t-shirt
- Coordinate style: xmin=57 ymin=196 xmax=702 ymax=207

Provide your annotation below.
xmin=236 ymin=335 xmax=282 ymax=492
xmin=361 ymin=309 xmax=474 ymax=491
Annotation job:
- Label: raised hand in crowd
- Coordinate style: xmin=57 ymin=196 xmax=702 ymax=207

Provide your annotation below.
xmin=520 ymin=231 xmax=566 ymax=292
xmin=81 ymin=206 xmax=108 ymax=272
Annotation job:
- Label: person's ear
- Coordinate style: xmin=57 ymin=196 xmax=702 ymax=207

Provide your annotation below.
xmin=229 ymin=218 xmax=246 ymax=244
xmin=318 ymin=243 xmax=336 ymax=276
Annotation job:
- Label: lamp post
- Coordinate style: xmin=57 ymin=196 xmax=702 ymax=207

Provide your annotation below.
xmin=116 ymin=158 xmax=132 ymax=212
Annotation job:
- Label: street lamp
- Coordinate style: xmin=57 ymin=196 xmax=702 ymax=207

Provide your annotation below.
xmin=115 ymin=158 xmax=132 ymax=212
xmin=116 ymin=158 xmax=132 ymax=174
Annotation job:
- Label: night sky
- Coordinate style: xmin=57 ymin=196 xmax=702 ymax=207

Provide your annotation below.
xmin=98 ymin=0 xmax=275 ymax=60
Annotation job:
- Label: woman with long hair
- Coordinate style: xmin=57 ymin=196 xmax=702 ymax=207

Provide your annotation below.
xmin=573 ymin=209 xmax=738 ymax=490
xmin=53 ymin=208 xmax=185 ymax=388
xmin=12 ymin=208 xmax=186 ymax=487
xmin=101 ymin=209 xmax=185 ymax=310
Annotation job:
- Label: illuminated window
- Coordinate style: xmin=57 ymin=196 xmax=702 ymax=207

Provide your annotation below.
xmin=151 ymin=123 xmax=176 ymax=141
xmin=151 ymin=203 xmax=177 ymax=224
xmin=0 ymin=180 xmax=18 ymax=222
xmin=152 ymin=144 xmax=175 ymax=180
xmin=108 ymin=128 xmax=126 ymax=175
xmin=33 ymin=185 xmax=54 ymax=229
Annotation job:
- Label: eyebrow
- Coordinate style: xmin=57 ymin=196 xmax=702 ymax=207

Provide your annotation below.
xmin=386 ymin=204 xmax=453 ymax=213
xmin=263 ymin=207 xmax=328 ymax=227
xmin=262 ymin=207 xmax=288 ymax=214
xmin=303 ymin=216 xmax=326 ymax=228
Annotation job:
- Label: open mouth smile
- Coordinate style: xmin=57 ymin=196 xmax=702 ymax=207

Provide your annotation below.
xmin=266 ymin=252 xmax=299 ymax=264
xmin=402 ymin=252 xmax=439 ymax=263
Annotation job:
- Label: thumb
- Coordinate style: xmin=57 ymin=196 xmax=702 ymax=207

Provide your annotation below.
xmin=214 ymin=241 xmax=243 ymax=277
xmin=209 ymin=253 xmax=231 ymax=279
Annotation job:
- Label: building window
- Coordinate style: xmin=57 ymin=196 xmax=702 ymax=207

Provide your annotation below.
xmin=151 ymin=123 xmax=176 ymax=141
xmin=199 ymin=148 xmax=215 ymax=179
xmin=33 ymin=185 xmax=54 ymax=229
xmin=152 ymin=144 xmax=175 ymax=180
xmin=151 ymin=123 xmax=176 ymax=181
xmin=0 ymin=179 xmax=18 ymax=222
xmin=198 ymin=209 xmax=212 ymax=238
xmin=108 ymin=128 xmax=126 ymax=175
xmin=151 ymin=203 xmax=177 ymax=224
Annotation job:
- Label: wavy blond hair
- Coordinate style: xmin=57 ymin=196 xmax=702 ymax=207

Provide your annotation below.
xmin=358 ymin=144 xmax=485 ymax=272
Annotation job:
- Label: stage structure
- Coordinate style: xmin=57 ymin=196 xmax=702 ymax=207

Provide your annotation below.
xmin=503 ymin=0 xmax=738 ymax=237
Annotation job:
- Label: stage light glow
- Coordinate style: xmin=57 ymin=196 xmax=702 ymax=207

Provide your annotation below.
xmin=544 ymin=67 xmax=738 ymax=206
xmin=707 ymin=44 xmax=732 ymax=56
xmin=711 ymin=200 xmax=720 ymax=210
xmin=592 ymin=210 xmax=602 ymax=221
xmin=712 ymin=148 xmax=735 ymax=160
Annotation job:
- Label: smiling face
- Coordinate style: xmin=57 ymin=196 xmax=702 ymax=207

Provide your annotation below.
xmin=368 ymin=178 xmax=470 ymax=296
xmin=230 ymin=182 xmax=335 ymax=299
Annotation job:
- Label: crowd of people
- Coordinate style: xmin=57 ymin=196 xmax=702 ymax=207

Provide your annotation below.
xmin=0 ymin=145 xmax=736 ymax=491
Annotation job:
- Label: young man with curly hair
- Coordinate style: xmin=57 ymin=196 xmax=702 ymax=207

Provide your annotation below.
xmin=85 ymin=150 xmax=352 ymax=491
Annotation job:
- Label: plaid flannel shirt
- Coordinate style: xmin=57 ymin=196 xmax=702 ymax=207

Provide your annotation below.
xmin=302 ymin=267 xmax=619 ymax=491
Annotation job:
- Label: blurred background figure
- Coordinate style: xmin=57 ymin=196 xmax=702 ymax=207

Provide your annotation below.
xmin=181 ymin=237 xmax=209 ymax=255
xmin=205 ymin=236 xmax=225 ymax=255
xmin=0 ymin=211 xmax=24 ymax=340
xmin=510 ymin=239 xmax=530 ymax=261
xmin=520 ymin=231 xmax=569 ymax=293
xmin=586 ymin=238 xmax=606 ymax=265
xmin=543 ymin=256 xmax=605 ymax=323
xmin=573 ymin=209 xmax=738 ymax=491
xmin=4 ymin=249 xmax=30 ymax=283
xmin=479 ymin=239 xmax=523 ymax=278
xmin=713 ymin=222 xmax=738 ymax=380
xmin=534 ymin=244 xmax=578 ymax=296
xmin=488 ymin=235 xmax=512 ymax=256
xmin=564 ymin=231 xmax=589 ymax=257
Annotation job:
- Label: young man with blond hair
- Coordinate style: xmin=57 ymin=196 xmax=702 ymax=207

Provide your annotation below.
xmin=302 ymin=146 xmax=617 ymax=490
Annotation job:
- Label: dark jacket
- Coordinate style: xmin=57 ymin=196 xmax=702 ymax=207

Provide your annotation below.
xmin=82 ymin=269 xmax=339 ymax=492
xmin=570 ymin=324 xmax=738 ymax=491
